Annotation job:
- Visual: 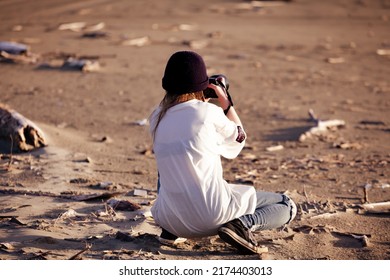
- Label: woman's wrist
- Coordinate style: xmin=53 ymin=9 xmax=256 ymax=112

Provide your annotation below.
xmin=224 ymin=104 xmax=231 ymax=115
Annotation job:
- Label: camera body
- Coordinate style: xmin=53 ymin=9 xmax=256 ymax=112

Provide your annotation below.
xmin=203 ymin=74 xmax=229 ymax=98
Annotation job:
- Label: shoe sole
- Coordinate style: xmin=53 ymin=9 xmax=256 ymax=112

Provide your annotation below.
xmin=218 ymin=227 xmax=259 ymax=255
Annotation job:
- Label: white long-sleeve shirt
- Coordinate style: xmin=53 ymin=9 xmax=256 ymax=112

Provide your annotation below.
xmin=150 ymin=99 xmax=256 ymax=237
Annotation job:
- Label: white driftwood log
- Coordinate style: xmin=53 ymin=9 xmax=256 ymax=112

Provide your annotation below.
xmin=0 ymin=50 xmax=38 ymax=64
xmin=299 ymin=109 xmax=346 ymax=141
xmin=360 ymin=201 xmax=390 ymax=214
xmin=0 ymin=103 xmax=47 ymax=152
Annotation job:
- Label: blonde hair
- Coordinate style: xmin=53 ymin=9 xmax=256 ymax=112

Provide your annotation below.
xmin=150 ymin=91 xmax=205 ymax=141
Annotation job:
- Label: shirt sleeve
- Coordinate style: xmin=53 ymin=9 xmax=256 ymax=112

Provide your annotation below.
xmin=212 ymin=106 xmax=246 ymax=159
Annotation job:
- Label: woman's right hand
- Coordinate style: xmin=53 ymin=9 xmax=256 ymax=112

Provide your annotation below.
xmin=206 ymin=83 xmax=231 ymax=111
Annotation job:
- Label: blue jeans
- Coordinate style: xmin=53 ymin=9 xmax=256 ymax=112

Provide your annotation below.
xmin=238 ymin=191 xmax=296 ymax=231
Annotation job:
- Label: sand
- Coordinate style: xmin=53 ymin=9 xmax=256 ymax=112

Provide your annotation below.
xmin=0 ymin=0 xmax=389 ymax=260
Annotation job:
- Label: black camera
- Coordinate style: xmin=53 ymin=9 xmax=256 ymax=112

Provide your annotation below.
xmin=203 ymin=74 xmax=229 ymax=98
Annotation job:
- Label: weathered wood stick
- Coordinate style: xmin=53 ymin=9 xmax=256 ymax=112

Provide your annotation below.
xmin=0 ymin=50 xmax=38 ymax=64
xmin=363 ymin=184 xmax=370 ymax=203
xmin=361 ymin=201 xmax=390 ymax=214
xmin=299 ymin=109 xmax=346 ymax=141
xmin=352 ymin=234 xmax=370 ymax=247
xmin=68 ymin=244 xmax=92 ymax=260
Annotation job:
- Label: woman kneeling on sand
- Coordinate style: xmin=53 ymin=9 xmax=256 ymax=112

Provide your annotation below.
xmin=149 ymin=50 xmax=296 ymax=254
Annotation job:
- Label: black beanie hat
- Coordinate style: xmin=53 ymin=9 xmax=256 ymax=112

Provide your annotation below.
xmin=162 ymin=51 xmax=209 ymax=95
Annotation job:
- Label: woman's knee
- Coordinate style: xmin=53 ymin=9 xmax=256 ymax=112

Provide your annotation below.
xmin=280 ymin=195 xmax=297 ymax=224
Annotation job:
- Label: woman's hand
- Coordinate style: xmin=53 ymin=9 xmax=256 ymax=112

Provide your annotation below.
xmin=207 ymin=83 xmax=243 ymax=127
xmin=206 ymin=83 xmax=230 ymax=111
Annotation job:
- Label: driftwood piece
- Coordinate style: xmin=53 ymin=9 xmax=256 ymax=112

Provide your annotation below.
xmin=299 ymin=109 xmax=346 ymax=141
xmin=360 ymin=201 xmax=390 ymax=214
xmin=28 ymin=250 xmax=51 ymax=260
xmin=122 ymin=36 xmax=151 ymax=47
xmin=61 ymin=57 xmax=100 ymax=72
xmin=0 ymin=41 xmax=39 ymax=64
xmin=70 ymin=192 xmax=123 ymax=201
xmin=58 ymin=22 xmax=87 ymax=32
xmin=68 ymin=244 xmax=92 ymax=260
xmin=0 ymin=242 xmax=22 ymax=253
xmin=332 ymin=231 xmax=371 ymax=247
xmin=107 ymin=199 xmax=141 ymax=211
xmin=256 ymin=246 xmax=269 ymax=254
xmin=0 ymin=41 xmax=28 ymax=54
xmin=0 ymin=50 xmax=39 ymax=64
xmin=0 ymin=103 xmax=47 ymax=152
xmin=115 ymin=231 xmax=135 ymax=242
xmin=352 ymin=235 xmax=370 ymax=247
xmin=37 ymin=57 xmax=101 ymax=72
